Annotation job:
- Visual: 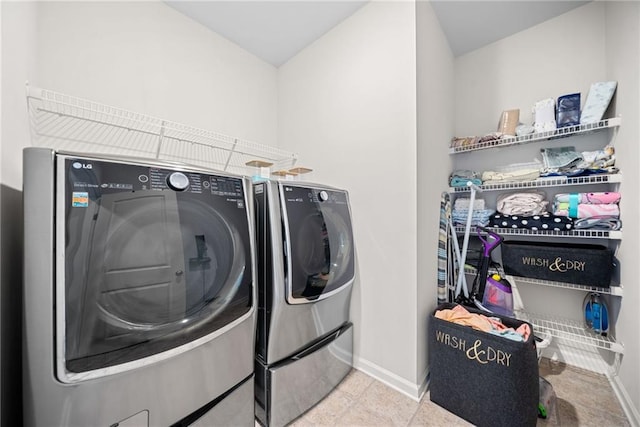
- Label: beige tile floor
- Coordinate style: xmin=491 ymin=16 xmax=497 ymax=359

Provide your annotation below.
xmin=286 ymin=358 xmax=630 ymax=426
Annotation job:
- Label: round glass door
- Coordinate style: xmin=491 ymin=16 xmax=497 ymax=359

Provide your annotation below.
xmin=281 ymin=184 xmax=355 ymax=303
xmin=61 ymin=157 xmax=253 ymax=378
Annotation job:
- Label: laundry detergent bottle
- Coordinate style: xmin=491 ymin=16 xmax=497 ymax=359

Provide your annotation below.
xmin=482 ymin=274 xmax=514 ymax=317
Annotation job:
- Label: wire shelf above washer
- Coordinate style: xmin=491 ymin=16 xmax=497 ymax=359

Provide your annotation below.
xmin=26 ymin=85 xmax=298 ymax=175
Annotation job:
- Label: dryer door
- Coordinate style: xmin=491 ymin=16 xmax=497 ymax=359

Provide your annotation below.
xmin=280 ymin=184 xmax=355 ymax=304
xmin=59 ymin=156 xmax=253 ymax=382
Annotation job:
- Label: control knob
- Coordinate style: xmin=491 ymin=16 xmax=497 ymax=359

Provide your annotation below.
xmin=167 ymin=172 xmax=190 ymax=191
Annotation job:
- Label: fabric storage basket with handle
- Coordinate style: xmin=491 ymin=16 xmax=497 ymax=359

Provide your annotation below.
xmin=501 ymin=241 xmax=614 ymax=287
xmin=429 ymin=303 xmax=539 ymax=427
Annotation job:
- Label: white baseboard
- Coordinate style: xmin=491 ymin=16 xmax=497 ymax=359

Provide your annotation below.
xmin=352 ymin=355 xmax=426 ymax=402
xmin=610 ymin=374 xmax=640 ymax=427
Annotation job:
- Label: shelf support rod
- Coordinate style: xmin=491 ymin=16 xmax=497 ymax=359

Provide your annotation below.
xmin=155 ymin=120 xmax=166 ymax=160
xmin=454 ymin=181 xmax=483 ymax=299
xmin=223 ymin=139 xmax=238 ymax=171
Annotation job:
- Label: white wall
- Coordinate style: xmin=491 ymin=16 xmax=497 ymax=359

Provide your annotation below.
xmin=453 ymin=1 xmax=640 ymax=422
xmin=416 ymin=0 xmax=454 ymax=391
xmin=1 ymin=3 xmax=38 ymax=425
xmin=455 ymin=3 xmax=606 ymax=138
xmin=0 ymin=2 xmax=278 ymax=424
xmin=605 ymin=2 xmax=640 ymax=423
xmin=36 ymin=1 xmax=278 ymax=148
xmin=278 ymin=0 xmax=419 ymax=396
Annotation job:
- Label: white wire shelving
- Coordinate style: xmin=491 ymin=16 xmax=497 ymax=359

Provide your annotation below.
xmin=450 ymin=173 xmax=622 ymax=193
xmin=449 ymin=117 xmax=621 ymax=154
xmin=26 ymin=85 xmax=298 ymax=176
xmin=454 ymin=226 xmax=622 ymax=240
xmin=508 ymin=275 xmax=623 ymax=297
xmin=516 ymin=310 xmax=624 ymax=354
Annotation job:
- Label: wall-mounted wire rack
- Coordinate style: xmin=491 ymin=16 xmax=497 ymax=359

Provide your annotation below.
xmin=450 ymin=173 xmax=622 ymax=193
xmin=454 ymin=226 xmax=622 ymax=240
xmin=449 ymin=117 xmax=621 ymax=154
xmin=517 ymin=310 xmax=624 ymax=354
xmin=508 ymin=275 xmax=623 ymax=297
xmin=26 ymin=85 xmax=298 ymax=175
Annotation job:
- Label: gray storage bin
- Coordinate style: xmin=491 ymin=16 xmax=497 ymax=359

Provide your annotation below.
xmin=429 ymin=303 xmax=539 ymax=427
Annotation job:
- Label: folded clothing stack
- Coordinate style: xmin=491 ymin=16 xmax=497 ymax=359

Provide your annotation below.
xmin=449 ymin=170 xmax=482 ymax=187
xmin=452 ymin=199 xmax=494 ymax=227
xmin=553 ymin=192 xmax=621 ymax=218
xmin=540 ymin=145 xmax=617 ymax=177
xmin=497 ymin=191 xmax=548 ymax=216
xmin=552 ymin=192 xmax=622 ymax=230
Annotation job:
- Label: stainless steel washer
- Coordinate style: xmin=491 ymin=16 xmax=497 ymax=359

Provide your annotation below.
xmin=23 ymin=148 xmax=257 ymax=426
xmin=254 ymin=180 xmax=355 ymax=427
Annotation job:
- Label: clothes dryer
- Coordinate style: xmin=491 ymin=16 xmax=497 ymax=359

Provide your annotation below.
xmin=23 ymin=148 xmax=256 ymax=426
xmin=254 ymin=180 xmax=355 ymax=427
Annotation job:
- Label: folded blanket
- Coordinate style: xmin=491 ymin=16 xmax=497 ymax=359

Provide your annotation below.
xmin=497 ymin=191 xmax=548 ymax=216
xmin=488 ymin=213 xmax=573 ymax=231
xmin=554 ymin=192 xmax=621 ymax=205
xmin=482 ymin=168 xmax=540 ymax=183
xmin=454 ymin=198 xmax=485 ymax=211
xmin=553 ymin=203 xmax=620 ymax=219
xmin=541 ymin=146 xmax=582 ymax=170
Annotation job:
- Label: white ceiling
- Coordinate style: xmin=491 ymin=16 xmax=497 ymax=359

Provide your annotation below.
xmin=165 ymin=1 xmax=368 ymax=67
xmin=166 ymin=0 xmax=591 ymax=67
xmin=430 ymin=1 xmax=590 ymax=56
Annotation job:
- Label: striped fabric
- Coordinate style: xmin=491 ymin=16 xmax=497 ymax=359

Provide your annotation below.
xmin=437 ymin=192 xmax=451 ymax=304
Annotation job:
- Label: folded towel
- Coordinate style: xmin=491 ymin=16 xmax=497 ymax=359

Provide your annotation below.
xmin=450 ymin=170 xmax=482 ymax=187
xmin=452 ymin=208 xmax=495 ymax=226
xmin=450 ymin=177 xmax=483 ymax=187
xmin=553 ymin=203 xmax=620 ymax=219
xmin=540 ymin=146 xmax=582 ymax=170
xmin=454 ymin=198 xmax=485 ymax=211
xmin=497 ymin=191 xmax=548 ymax=216
xmin=573 ymin=216 xmax=622 ymax=230
xmin=554 ymin=192 xmax=621 ymax=205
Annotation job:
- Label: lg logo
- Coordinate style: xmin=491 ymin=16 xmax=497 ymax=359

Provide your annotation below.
xmin=72 ymin=162 xmax=92 ymax=170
